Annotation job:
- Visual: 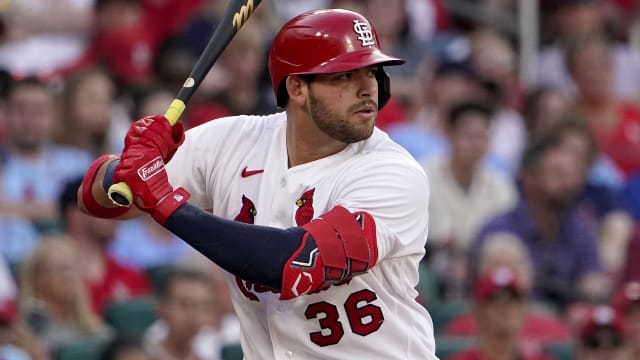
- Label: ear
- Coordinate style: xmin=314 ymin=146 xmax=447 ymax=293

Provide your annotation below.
xmin=285 ymin=75 xmax=308 ymax=107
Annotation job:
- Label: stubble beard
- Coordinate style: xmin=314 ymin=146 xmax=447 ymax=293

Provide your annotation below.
xmin=308 ymin=92 xmax=375 ymax=144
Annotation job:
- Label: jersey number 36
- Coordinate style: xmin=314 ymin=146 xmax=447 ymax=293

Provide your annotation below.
xmin=304 ymin=289 xmax=384 ymax=346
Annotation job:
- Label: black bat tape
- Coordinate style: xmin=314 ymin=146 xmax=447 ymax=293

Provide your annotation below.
xmin=175 ymin=0 xmax=262 ymax=104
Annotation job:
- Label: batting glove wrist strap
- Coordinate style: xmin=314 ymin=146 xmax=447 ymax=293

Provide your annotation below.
xmin=150 ymin=187 xmax=191 ymax=225
xmin=82 ymin=154 xmax=130 ymax=219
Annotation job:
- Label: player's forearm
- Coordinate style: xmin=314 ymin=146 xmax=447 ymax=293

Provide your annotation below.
xmin=164 ymin=202 xmax=303 ymax=289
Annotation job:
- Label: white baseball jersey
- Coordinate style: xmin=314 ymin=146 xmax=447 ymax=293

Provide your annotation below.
xmin=166 ymin=112 xmax=436 ymax=360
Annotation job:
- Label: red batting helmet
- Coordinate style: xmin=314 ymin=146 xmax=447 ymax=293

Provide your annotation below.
xmin=268 ymin=9 xmax=405 ymax=109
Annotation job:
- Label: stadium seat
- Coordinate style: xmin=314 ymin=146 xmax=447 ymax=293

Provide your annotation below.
xmin=543 ymin=341 xmax=574 ymax=360
xmin=55 ymin=338 xmax=106 ymax=360
xmin=435 ymin=335 xmax=475 ymax=359
xmin=417 ymin=262 xmax=439 ymax=306
xmin=221 ymin=343 xmax=244 ymax=360
xmin=429 ymin=299 xmax=471 ymax=332
xmin=104 ymin=297 xmax=157 ymax=338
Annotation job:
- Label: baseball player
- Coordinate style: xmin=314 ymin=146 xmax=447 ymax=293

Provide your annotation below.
xmin=79 ymin=9 xmax=436 ymax=360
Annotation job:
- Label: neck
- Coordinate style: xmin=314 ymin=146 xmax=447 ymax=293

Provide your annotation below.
xmin=161 ymin=335 xmax=193 ymax=359
xmin=448 ymin=156 xmax=475 ymax=189
xmin=71 ymin=236 xmax=107 ymax=282
xmin=578 ymin=94 xmax=612 ymax=110
xmin=478 ymin=333 xmax=519 ymax=360
xmin=285 ymin=110 xmax=347 ymax=167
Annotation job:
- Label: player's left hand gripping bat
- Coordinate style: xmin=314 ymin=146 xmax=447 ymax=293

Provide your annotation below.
xmin=107 ymin=0 xmax=263 ymax=207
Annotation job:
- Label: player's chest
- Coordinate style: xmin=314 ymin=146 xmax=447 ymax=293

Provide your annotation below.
xmin=212 ymin=153 xmax=343 ymax=227
xmin=222 ymin=174 xmax=333 ymax=228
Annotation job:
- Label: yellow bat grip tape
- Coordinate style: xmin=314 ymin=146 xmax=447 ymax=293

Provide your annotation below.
xmin=164 ymin=99 xmax=186 ymax=125
xmin=107 ymin=98 xmax=186 ymax=207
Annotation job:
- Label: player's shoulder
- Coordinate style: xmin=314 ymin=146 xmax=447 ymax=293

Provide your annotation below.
xmin=185 ymin=111 xmax=286 ymax=140
xmin=356 ymin=128 xmax=428 ymax=179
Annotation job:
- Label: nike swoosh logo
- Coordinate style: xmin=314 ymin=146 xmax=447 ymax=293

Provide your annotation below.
xmin=241 ymin=166 xmax=264 ymax=178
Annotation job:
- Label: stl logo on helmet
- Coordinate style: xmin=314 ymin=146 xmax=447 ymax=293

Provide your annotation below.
xmin=353 ymin=19 xmax=375 ymax=47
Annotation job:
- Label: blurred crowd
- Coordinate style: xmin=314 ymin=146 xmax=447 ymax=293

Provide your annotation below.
xmin=0 ymin=0 xmax=640 ymax=359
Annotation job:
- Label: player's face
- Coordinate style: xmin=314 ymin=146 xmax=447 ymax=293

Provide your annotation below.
xmin=307 ymin=66 xmax=379 ymax=144
xmin=6 ymin=85 xmax=55 ymax=152
xmin=448 ymin=112 xmax=490 ymax=166
xmin=475 ymin=291 xmax=526 ymax=337
xmin=159 ymin=278 xmax=214 ymax=343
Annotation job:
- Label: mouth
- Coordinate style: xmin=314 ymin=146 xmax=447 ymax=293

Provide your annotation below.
xmin=353 ymin=105 xmax=377 ymax=117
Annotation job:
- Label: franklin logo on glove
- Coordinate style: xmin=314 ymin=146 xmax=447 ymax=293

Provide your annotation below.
xmin=138 ymin=157 xmax=165 ymax=181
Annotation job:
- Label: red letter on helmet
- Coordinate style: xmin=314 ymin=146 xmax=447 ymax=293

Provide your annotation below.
xmin=280 ymin=206 xmax=378 ymax=300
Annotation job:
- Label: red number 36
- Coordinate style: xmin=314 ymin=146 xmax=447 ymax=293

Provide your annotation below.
xmin=304 ymin=289 xmax=384 ymax=346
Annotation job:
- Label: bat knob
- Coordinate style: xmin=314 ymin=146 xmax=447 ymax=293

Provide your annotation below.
xmin=108 ymin=182 xmax=134 ymax=207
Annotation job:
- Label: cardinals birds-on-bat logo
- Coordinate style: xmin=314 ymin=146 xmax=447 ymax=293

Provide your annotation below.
xmin=234 ymin=195 xmax=257 ymax=224
xmin=295 ymin=188 xmax=315 ymax=226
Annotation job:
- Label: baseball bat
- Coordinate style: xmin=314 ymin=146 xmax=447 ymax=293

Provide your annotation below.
xmin=107 ymin=0 xmax=263 ymax=207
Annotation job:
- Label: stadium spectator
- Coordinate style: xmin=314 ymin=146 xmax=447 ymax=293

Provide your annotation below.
xmin=58 ymin=177 xmax=151 ymax=315
xmin=613 ymin=281 xmax=640 ymax=360
xmin=83 ymin=0 xmax=205 ymax=88
xmin=468 ymin=28 xmax=527 ymax=175
xmin=423 ymin=101 xmax=517 ymax=300
xmin=211 ymin=22 xmax=274 ymax=116
xmin=445 ymin=233 xmax=573 ymax=348
xmin=18 ymin=235 xmax=111 ymax=354
xmin=574 ymin=304 xmax=629 ymax=360
xmin=55 ymin=66 xmax=129 ymax=157
xmin=448 ymin=267 xmax=555 ymax=360
xmin=386 ymin=59 xmax=484 ymax=161
xmin=176 ymin=251 xmax=241 ymax=347
xmin=144 ymin=268 xmax=220 ymax=360
xmin=471 ymin=130 xmax=609 ymax=312
xmin=567 ymin=34 xmax=640 ymax=179
xmin=543 ymin=118 xmax=634 ymax=280
xmin=0 ymin=77 xmax=91 ymax=263
xmin=537 ymin=0 xmax=640 ymax=100
xmin=522 ymin=86 xmax=572 ymax=134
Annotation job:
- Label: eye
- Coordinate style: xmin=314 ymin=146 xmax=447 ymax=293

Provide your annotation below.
xmin=337 ymin=72 xmax=353 ymax=80
xmin=367 ymin=68 xmax=377 ymax=77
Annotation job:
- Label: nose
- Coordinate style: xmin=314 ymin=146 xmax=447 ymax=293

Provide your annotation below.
xmin=356 ymin=69 xmax=377 ymax=99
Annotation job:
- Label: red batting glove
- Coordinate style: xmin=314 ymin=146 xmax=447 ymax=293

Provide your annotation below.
xmin=124 ymin=115 xmax=185 ymax=163
xmin=114 ymin=144 xmax=190 ymax=225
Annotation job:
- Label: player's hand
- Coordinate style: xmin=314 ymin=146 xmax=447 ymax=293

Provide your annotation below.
xmin=124 ymin=115 xmax=185 ymax=163
xmin=113 ymin=143 xmax=190 ymax=224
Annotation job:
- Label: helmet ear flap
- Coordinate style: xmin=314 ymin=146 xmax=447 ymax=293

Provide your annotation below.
xmin=375 ymin=69 xmax=391 ymax=110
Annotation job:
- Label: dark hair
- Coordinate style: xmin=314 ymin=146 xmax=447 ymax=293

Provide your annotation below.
xmin=0 ymin=68 xmax=12 ymax=100
xmin=565 ymin=33 xmax=611 ymax=76
xmin=542 ymin=115 xmax=598 ymax=164
xmin=519 ymin=132 xmax=565 ymax=172
xmin=433 ymin=60 xmax=479 ymax=81
xmin=58 ymin=176 xmax=83 ymax=224
xmin=156 ymin=267 xmax=212 ymax=300
xmin=94 ymin=0 xmax=139 ymax=12
xmin=100 ymin=336 xmax=146 ymax=360
xmin=446 ymin=101 xmax=493 ymax=129
xmin=7 ymin=76 xmax=47 ymax=98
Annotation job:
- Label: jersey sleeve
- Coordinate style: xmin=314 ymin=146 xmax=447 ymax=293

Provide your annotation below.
xmin=333 ymin=150 xmax=430 ymax=261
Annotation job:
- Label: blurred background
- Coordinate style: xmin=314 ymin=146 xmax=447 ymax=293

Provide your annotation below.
xmin=1 ymin=0 xmax=640 ymax=359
